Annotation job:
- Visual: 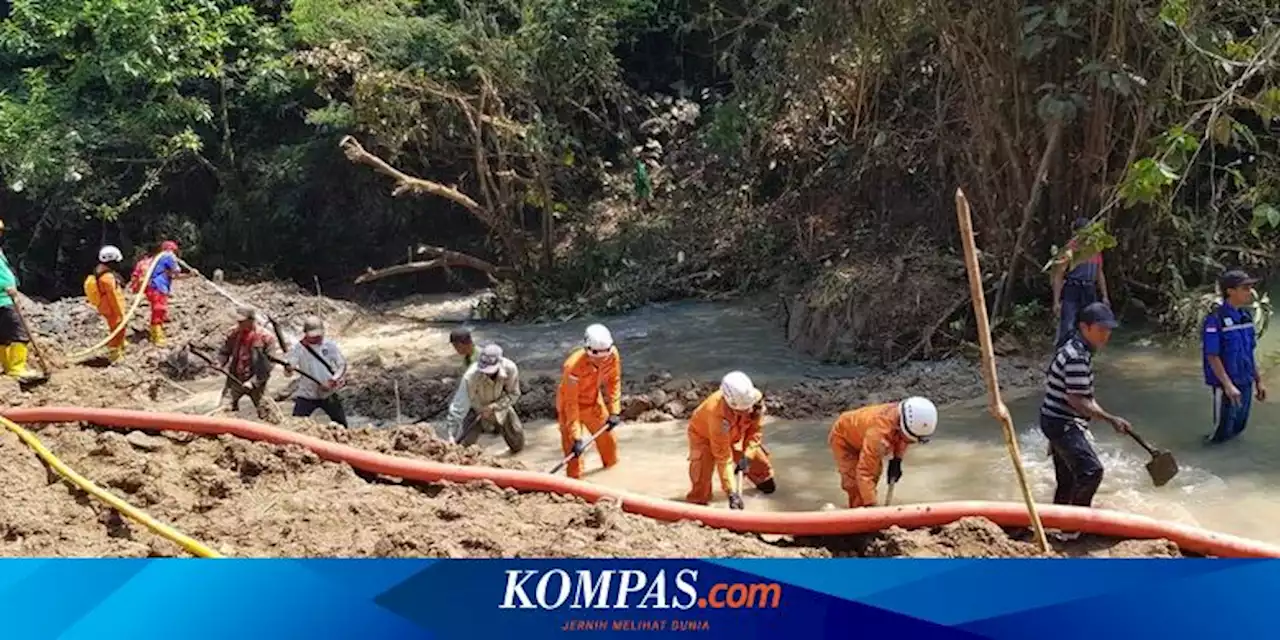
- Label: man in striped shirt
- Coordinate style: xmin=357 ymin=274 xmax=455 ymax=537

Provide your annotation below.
xmin=1039 ymin=302 xmax=1131 ymax=508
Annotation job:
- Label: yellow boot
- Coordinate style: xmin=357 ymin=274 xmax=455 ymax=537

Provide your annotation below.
xmin=7 ymin=343 xmax=38 ymax=380
xmin=0 ymin=344 xmax=10 ymax=375
xmin=149 ymin=324 xmax=167 ymax=346
xmin=108 ymin=345 xmax=125 ymax=363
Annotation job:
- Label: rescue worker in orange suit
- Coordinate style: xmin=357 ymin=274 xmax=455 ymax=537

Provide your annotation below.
xmin=828 ymin=397 xmax=938 ymax=508
xmin=84 ymin=245 xmax=128 ymax=363
xmin=556 ymin=324 xmax=623 ymax=479
xmin=686 ymin=371 xmax=776 ymax=509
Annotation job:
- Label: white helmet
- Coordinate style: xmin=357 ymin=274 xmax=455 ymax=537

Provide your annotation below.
xmin=584 ymin=324 xmax=614 ymax=353
xmin=98 ymin=245 xmax=123 ymax=263
xmin=721 ymin=371 xmax=762 ymax=411
xmin=899 ymin=396 xmax=937 ymax=443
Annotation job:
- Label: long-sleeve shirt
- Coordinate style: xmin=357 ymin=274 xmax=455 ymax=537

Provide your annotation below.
xmin=830 ymin=403 xmax=909 ymax=507
xmin=286 ymin=339 xmax=347 ymax=400
xmin=88 ymin=270 xmax=126 ymax=319
xmin=465 ymin=357 xmax=521 ymax=415
xmin=0 ymin=249 xmax=17 ymax=308
xmin=688 ymin=390 xmax=766 ymax=497
xmin=556 ymin=347 xmax=622 ymax=437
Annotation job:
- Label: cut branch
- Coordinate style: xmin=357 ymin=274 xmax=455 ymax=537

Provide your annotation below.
xmin=339 ymin=136 xmax=488 ymax=219
xmin=355 ymin=247 xmax=511 ymax=285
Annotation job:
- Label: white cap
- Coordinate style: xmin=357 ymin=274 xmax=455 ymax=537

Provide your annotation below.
xmin=584 ymin=324 xmax=614 ymax=352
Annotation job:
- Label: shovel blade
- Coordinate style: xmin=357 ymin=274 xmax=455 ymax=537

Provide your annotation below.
xmin=1146 ymin=451 xmax=1179 ymax=487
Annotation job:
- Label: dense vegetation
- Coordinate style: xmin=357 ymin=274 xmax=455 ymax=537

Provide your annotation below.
xmin=2 ymin=0 xmax=1279 ymax=360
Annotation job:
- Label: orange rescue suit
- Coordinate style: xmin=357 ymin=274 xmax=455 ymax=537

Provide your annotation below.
xmin=556 ymin=346 xmax=622 ymax=479
xmin=87 ymin=269 xmax=127 ymax=351
xmin=686 ymin=390 xmax=774 ymax=504
xmin=828 ymin=403 xmax=909 ymax=508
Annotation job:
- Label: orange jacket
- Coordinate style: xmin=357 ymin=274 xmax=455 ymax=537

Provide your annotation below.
xmin=89 ymin=271 xmax=126 ymax=319
xmin=689 ymin=390 xmax=765 ymax=496
xmin=830 ymin=403 xmax=909 ymax=507
xmin=557 ymin=346 xmax=622 ymax=426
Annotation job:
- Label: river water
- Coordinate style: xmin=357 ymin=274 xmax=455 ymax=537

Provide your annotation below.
xmin=429 ymin=297 xmax=1280 ymax=546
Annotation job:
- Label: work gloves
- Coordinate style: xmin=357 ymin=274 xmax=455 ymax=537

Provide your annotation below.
xmin=887 ymin=458 xmax=903 ymax=484
xmin=734 ymin=456 xmax=751 ymax=475
xmin=572 ymin=438 xmax=587 ymax=457
xmin=728 ymin=493 xmax=744 ymax=510
xmin=606 ymin=414 xmax=622 ymax=430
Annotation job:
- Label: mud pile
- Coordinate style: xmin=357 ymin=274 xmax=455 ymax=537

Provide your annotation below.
xmin=344 ymin=357 xmax=1044 ymax=424
xmin=0 ymin=422 xmax=1183 ymax=558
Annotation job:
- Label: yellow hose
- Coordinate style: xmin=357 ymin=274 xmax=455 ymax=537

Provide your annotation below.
xmin=0 ymin=417 xmax=223 ymax=558
xmin=68 ymin=251 xmax=168 ymax=361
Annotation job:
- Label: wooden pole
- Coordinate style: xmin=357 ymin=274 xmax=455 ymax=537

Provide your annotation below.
xmin=955 ymin=187 xmax=1051 ymax=553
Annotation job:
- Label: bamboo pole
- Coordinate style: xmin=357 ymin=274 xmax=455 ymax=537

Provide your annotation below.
xmin=955 ymin=187 xmax=1051 ymax=553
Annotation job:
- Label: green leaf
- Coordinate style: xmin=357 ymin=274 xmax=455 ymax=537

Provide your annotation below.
xmin=1024 ymin=11 xmax=1046 ymax=35
xmin=1053 ymin=5 xmax=1069 ymax=27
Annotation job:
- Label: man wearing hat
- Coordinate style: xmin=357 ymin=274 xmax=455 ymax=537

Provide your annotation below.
xmin=1202 ymin=270 xmax=1268 ymax=444
xmin=216 ymin=306 xmax=282 ymax=423
xmin=1051 ymin=217 xmax=1111 ymax=348
xmin=1039 ymin=302 xmax=1131 ymax=513
xmin=284 ymin=316 xmax=349 ymax=427
xmin=455 ymin=343 xmax=525 ymax=453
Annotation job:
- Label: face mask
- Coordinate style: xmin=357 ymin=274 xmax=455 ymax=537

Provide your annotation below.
xmin=303 ymin=335 xmax=323 ymax=345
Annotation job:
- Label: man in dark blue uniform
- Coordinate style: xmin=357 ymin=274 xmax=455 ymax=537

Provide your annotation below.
xmin=1051 ymin=218 xmax=1111 ymax=348
xmin=1202 ymin=270 xmax=1268 ymax=444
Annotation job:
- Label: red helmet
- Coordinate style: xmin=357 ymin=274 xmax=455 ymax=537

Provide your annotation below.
xmin=160 ymin=240 xmax=179 ymax=253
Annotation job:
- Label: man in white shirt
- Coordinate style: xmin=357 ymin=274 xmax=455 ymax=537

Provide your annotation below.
xmin=283 ymin=316 xmax=349 ymax=427
xmin=452 ymin=343 xmax=525 ymax=452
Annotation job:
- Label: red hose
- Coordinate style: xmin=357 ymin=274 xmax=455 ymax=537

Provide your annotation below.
xmin=7 ymin=406 xmax=1280 ymax=558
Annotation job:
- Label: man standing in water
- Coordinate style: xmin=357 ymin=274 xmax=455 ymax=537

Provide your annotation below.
xmin=1040 ymin=302 xmax=1131 ymax=514
xmin=1202 ymin=270 xmax=1267 ymax=444
xmin=1051 ymin=218 xmax=1111 ymax=348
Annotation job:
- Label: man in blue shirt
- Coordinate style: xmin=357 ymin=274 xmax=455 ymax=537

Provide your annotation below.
xmin=1051 ymin=218 xmax=1111 ymax=348
xmin=143 ymin=240 xmax=183 ymax=346
xmin=1202 ymin=269 xmax=1268 ymax=444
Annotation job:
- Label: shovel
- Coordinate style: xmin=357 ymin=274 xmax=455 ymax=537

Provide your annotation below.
xmin=885 ymin=481 xmax=897 ymax=506
xmin=1126 ymin=428 xmax=1179 ymax=487
xmin=547 ymin=421 xmax=622 ymax=475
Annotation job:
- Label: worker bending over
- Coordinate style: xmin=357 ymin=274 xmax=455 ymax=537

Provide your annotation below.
xmin=1039 ymin=302 xmax=1130 ymax=510
xmin=440 ymin=326 xmax=480 ymax=440
xmin=1202 ymin=269 xmax=1267 ymax=444
xmin=84 ymin=245 xmax=129 ymax=363
xmin=284 ymin=316 xmax=349 ymax=427
xmin=828 ymin=397 xmax=937 ymax=508
xmin=556 ymin=324 xmax=623 ymax=479
xmin=0 ymin=219 xmax=37 ymax=380
xmin=456 ymin=343 xmax=525 ymax=453
xmin=132 ymin=240 xmax=185 ymax=346
xmin=217 ymin=306 xmax=283 ymax=424
xmin=686 ymin=371 xmax=776 ymax=509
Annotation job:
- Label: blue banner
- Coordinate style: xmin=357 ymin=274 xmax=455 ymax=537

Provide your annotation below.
xmin=0 ymin=558 xmax=1270 ymax=639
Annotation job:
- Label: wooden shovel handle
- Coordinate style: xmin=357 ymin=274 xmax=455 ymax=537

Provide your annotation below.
xmin=1126 ymin=429 xmax=1159 ymax=456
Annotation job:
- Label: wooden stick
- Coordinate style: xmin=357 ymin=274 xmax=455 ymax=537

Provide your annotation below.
xmin=955 ymin=187 xmax=1050 ymax=554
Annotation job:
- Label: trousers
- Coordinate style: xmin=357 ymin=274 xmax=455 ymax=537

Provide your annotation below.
xmin=1041 ymin=415 xmax=1103 ymax=507
xmin=1209 ymin=383 xmax=1253 ymax=443
xmin=1056 ymin=281 xmax=1099 ymax=348
xmin=293 ymin=395 xmax=349 ymax=427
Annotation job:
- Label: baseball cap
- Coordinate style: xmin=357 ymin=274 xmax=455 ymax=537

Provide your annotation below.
xmin=1072 ymin=217 xmax=1091 ymax=230
xmin=1077 ymin=302 xmax=1119 ymax=329
xmin=303 ymin=316 xmax=324 ymax=337
xmin=477 ymin=344 xmax=503 ymax=374
xmin=236 ymin=306 xmax=256 ymax=322
xmin=449 ymin=326 xmax=473 ymax=345
xmin=1219 ymin=269 xmax=1260 ymax=290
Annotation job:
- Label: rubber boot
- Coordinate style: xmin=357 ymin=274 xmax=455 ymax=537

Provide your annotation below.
xmin=7 ymin=343 xmax=39 ymax=380
xmin=149 ymin=324 xmax=166 ymax=346
xmin=108 ymin=345 xmax=125 ymax=363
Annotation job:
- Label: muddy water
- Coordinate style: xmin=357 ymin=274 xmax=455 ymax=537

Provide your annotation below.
xmin=436 ymin=299 xmax=1280 ymax=546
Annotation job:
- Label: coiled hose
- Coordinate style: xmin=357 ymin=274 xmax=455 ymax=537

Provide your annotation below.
xmin=6 ymin=407 xmax=1280 ymax=558
xmin=0 ymin=416 xmax=222 ymax=558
